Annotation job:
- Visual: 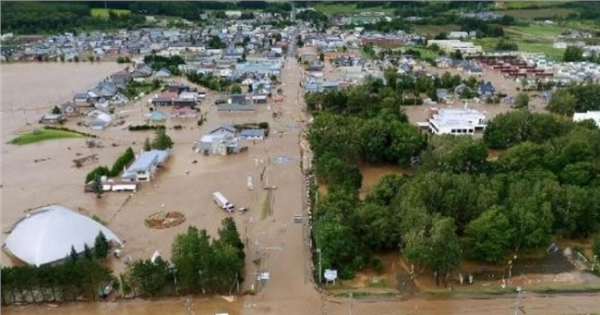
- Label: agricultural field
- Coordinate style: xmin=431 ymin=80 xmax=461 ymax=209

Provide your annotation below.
xmin=313 ymin=3 xmax=395 ymax=15
xmin=90 ymin=8 xmax=131 ymax=18
xmin=474 ymin=37 xmax=564 ymax=60
xmin=501 ymin=8 xmax=575 ymax=19
xmin=502 ymin=1 xmax=573 ymax=9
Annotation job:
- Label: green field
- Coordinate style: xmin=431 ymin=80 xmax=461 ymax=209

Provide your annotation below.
xmin=502 ymin=1 xmax=573 ymax=9
xmin=313 ymin=3 xmax=395 ymax=15
xmin=9 ymin=129 xmax=83 ymax=145
xmin=413 ymin=24 xmax=461 ymax=36
xmin=501 ymin=8 xmax=575 ymax=19
xmin=475 ymin=37 xmax=564 ymax=60
xmin=91 ymin=8 xmax=131 ymax=18
xmin=506 ymin=24 xmax=567 ymax=38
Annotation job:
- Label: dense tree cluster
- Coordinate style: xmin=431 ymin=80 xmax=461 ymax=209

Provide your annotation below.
xmin=129 ymin=218 xmax=245 ymax=297
xmin=310 ymin=93 xmax=600 ymax=282
xmin=186 ymin=72 xmax=238 ymax=92
xmin=547 ymin=84 xmax=600 ymax=115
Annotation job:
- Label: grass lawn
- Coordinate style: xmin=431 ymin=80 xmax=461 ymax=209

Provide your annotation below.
xmin=9 ymin=129 xmax=84 ymax=145
xmin=91 ymin=8 xmax=131 ymax=19
xmin=501 ymin=8 xmax=575 ymax=19
xmin=314 ymin=3 xmax=395 ymax=15
xmin=405 ymin=47 xmax=439 ymax=60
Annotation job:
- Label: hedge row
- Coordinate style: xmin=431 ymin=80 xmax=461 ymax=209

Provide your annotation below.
xmin=84 ymin=147 xmax=135 ymax=183
xmin=128 ymin=125 xmax=166 ymax=131
xmin=44 ymin=126 xmax=97 ymax=138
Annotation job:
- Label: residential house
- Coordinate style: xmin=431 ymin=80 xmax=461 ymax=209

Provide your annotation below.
xmin=148 ymin=110 xmax=168 ymax=124
xmin=196 ymin=133 xmax=240 ymax=156
xmin=240 ymin=129 xmax=266 ymax=140
xmin=122 ymin=150 xmax=170 ymax=182
xmin=61 ymin=102 xmax=81 ymax=117
xmin=217 ymin=94 xmax=256 ymax=112
xmin=87 ymin=110 xmax=113 ymax=130
xmin=477 ymin=82 xmax=495 ymax=96
xmin=39 ymin=114 xmax=65 ymax=125
xmin=155 ymin=68 xmax=172 ymax=78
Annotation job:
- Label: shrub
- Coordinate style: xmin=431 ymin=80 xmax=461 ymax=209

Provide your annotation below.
xmin=371 ymin=257 xmax=385 ymax=275
xmin=85 ymin=166 xmax=110 ymax=183
xmin=128 ymin=125 xmax=165 ymax=131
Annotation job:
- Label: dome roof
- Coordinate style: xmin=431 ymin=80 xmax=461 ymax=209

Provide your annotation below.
xmin=4 ymin=205 xmax=122 ymax=266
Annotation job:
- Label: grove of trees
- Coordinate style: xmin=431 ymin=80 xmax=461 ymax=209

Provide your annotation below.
xmin=309 ymin=79 xmax=600 ymax=284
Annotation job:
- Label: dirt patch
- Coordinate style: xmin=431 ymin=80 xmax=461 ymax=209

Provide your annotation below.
xmin=145 ymin=211 xmax=186 ymax=229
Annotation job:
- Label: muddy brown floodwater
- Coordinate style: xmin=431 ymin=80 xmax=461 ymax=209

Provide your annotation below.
xmin=1 ymin=62 xmax=124 ymax=136
xmin=2 ymin=60 xmax=599 ymax=315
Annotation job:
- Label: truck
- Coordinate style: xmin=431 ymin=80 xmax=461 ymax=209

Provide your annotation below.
xmin=213 ymin=191 xmax=235 ymax=212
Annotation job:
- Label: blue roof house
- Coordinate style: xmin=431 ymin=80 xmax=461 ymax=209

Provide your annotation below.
xmin=477 ymin=82 xmax=495 ymax=96
xmin=122 ymin=150 xmax=170 ymax=182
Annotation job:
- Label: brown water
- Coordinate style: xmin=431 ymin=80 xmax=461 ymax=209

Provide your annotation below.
xmin=1 ymin=62 xmax=124 ymax=136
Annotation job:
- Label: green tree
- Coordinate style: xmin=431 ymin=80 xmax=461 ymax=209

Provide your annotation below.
xmin=129 ymin=257 xmax=172 ymax=297
xmin=563 ymin=46 xmax=584 ymax=62
xmin=593 ymin=236 xmax=600 ymax=258
xmin=463 ymin=206 xmax=513 ymax=262
xmin=151 ymin=128 xmax=174 ymax=150
xmin=51 ymin=106 xmax=62 ymax=115
xmin=83 ymin=244 xmax=94 ymax=260
xmin=171 ymin=226 xmax=212 ymax=294
xmin=92 ymin=175 xmax=103 ymax=199
xmin=94 ymin=232 xmax=110 ymax=259
xmin=217 ymin=217 xmax=245 ymax=260
xmin=420 ymin=135 xmax=488 ymax=173
xmin=403 ymin=215 xmax=461 ymax=286
xmin=143 ymin=137 xmax=152 ymax=151
xmin=514 ymin=93 xmax=529 ymax=109
xmin=230 ymin=84 xmax=242 ymax=94
xmin=547 ymin=90 xmax=577 ymax=116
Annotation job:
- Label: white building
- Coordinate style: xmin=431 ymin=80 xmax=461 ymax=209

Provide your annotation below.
xmin=573 ymin=111 xmax=600 ymax=127
xmin=427 ymin=40 xmax=482 ymax=55
xmin=4 ymin=205 xmax=122 ymax=266
xmin=427 ymin=107 xmax=487 ymax=135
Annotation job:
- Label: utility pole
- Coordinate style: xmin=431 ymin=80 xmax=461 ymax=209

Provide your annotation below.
xmin=317 ymin=248 xmax=322 ymax=284
xmin=348 ymin=293 xmax=353 ymax=315
xmin=513 ymin=286 xmax=524 ymax=315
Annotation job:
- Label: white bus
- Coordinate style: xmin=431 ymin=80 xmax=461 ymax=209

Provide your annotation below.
xmin=213 ymin=191 xmax=235 ymax=212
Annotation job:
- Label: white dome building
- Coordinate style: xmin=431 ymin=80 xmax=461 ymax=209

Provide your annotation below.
xmin=3 ymin=205 xmax=122 ymax=266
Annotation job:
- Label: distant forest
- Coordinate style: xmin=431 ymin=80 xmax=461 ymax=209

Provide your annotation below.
xmin=0 ymin=1 xmax=292 ymax=35
xmin=4 ymin=1 xmax=600 ymax=35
